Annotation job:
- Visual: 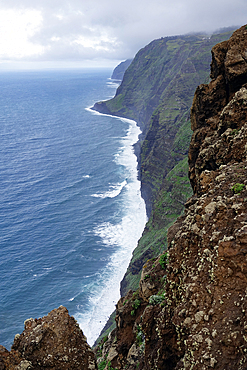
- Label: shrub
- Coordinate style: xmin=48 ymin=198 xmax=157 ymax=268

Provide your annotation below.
xmin=98 ymin=360 xmax=107 ymax=370
xmin=231 ymin=183 xmax=245 ymax=194
xmin=149 ymin=294 xmax=166 ymax=305
xmin=136 ymin=330 xmax=144 ymax=346
xmin=159 ymin=252 xmax=168 ymax=269
xmin=132 ymin=299 xmax=141 ymax=310
xmin=107 ymin=361 xmax=117 ymax=370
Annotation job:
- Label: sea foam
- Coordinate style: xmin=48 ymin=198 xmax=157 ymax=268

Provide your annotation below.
xmin=91 ymin=180 xmax=127 ymax=199
xmin=75 ymin=116 xmax=147 ymax=345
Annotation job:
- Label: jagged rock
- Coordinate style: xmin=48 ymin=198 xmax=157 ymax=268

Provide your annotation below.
xmin=1 ymin=306 xmax=97 ymax=370
xmin=189 ymin=25 xmax=247 ymax=193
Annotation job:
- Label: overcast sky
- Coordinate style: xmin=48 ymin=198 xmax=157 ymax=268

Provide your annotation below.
xmin=0 ymin=0 xmax=246 ymax=68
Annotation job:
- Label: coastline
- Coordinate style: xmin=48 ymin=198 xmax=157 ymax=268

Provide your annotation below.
xmin=91 ymin=101 xmax=152 ymax=218
xmin=76 ymin=107 xmax=147 ymax=346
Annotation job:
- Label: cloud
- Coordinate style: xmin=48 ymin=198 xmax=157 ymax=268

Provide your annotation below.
xmin=0 ymin=0 xmax=246 ymax=65
xmin=0 ymin=8 xmax=44 ymax=59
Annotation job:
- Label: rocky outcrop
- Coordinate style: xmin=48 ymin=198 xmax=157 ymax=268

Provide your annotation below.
xmin=189 ymin=25 xmax=247 ymax=193
xmin=96 ymin=25 xmax=247 ymax=370
xmin=0 ymin=306 xmax=97 ymax=370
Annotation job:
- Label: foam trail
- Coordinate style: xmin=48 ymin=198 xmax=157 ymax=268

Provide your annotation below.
xmin=91 ymin=180 xmax=127 ymax=199
xmin=75 ymin=116 xmax=147 ymax=345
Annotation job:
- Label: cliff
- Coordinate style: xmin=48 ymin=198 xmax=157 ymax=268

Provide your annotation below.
xmin=89 ymin=29 xmax=235 ymax=344
xmin=111 ymin=59 xmax=133 ymax=80
xmin=95 ymin=25 xmax=247 ymax=369
xmin=114 ymin=30 xmax=234 ymax=296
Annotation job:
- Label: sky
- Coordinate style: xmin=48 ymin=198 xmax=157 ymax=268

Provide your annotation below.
xmin=0 ymin=0 xmax=246 ymax=69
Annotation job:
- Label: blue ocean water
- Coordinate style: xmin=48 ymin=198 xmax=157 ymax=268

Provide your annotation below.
xmin=0 ymin=69 xmax=147 ymax=348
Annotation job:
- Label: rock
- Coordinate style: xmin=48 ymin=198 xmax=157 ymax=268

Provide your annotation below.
xmin=0 ymin=345 xmax=32 ymax=370
xmin=1 ymin=306 xmax=97 ymax=370
xmin=189 ymin=25 xmax=247 ymax=194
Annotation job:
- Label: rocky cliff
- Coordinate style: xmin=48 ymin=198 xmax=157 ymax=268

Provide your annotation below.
xmin=95 ymin=25 xmax=247 ymax=370
xmin=92 ymin=29 xmax=235 ymax=298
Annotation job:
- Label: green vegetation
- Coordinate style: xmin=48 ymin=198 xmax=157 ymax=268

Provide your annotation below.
xmin=94 ymin=311 xmax=116 ymax=346
xmin=98 ymin=360 xmax=118 ymax=370
xmin=98 ymin=360 xmax=107 ymax=370
xmin=232 ymin=183 xmax=245 ymax=194
xmin=149 ymin=294 xmax=166 ymax=305
xmin=131 ymin=298 xmax=141 ymax=316
xmin=136 ymin=325 xmax=145 ymax=346
xmin=231 ymin=128 xmax=240 ymax=135
xmin=159 ymin=252 xmax=168 ymax=269
xmin=133 ymin=299 xmax=141 ymax=310
xmin=96 ymin=335 xmax=108 ymax=359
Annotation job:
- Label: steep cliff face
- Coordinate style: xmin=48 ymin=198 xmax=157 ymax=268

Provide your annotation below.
xmin=96 ymin=25 xmax=247 ymax=370
xmin=119 ymin=30 xmax=234 ymax=295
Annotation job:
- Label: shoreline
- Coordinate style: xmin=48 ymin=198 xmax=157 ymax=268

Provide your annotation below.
xmin=76 ymin=108 xmax=147 ymax=346
xmin=91 ymin=102 xmax=152 ymax=218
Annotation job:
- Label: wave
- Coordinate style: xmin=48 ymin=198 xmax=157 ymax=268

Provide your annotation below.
xmin=106 ymin=80 xmax=121 ymax=90
xmin=75 ymin=115 xmax=147 ymax=346
xmin=91 ymin=180 xmax=127 ymax=199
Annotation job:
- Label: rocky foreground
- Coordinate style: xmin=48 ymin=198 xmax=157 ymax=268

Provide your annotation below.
xmin=0 ymin=306 xmax=97 ymax=369
xmin=1 ymin=25 xmax=247 ymax=369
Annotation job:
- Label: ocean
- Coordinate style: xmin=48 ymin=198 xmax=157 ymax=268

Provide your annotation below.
xmin=0 ymin=69 xmax=147 ymax=349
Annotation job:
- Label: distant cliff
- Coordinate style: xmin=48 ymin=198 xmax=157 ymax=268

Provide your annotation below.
xmin=96 ymin=24 xmax=247 ymax=370
xmin=111 ymin=59 xmax=133 ymax=80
